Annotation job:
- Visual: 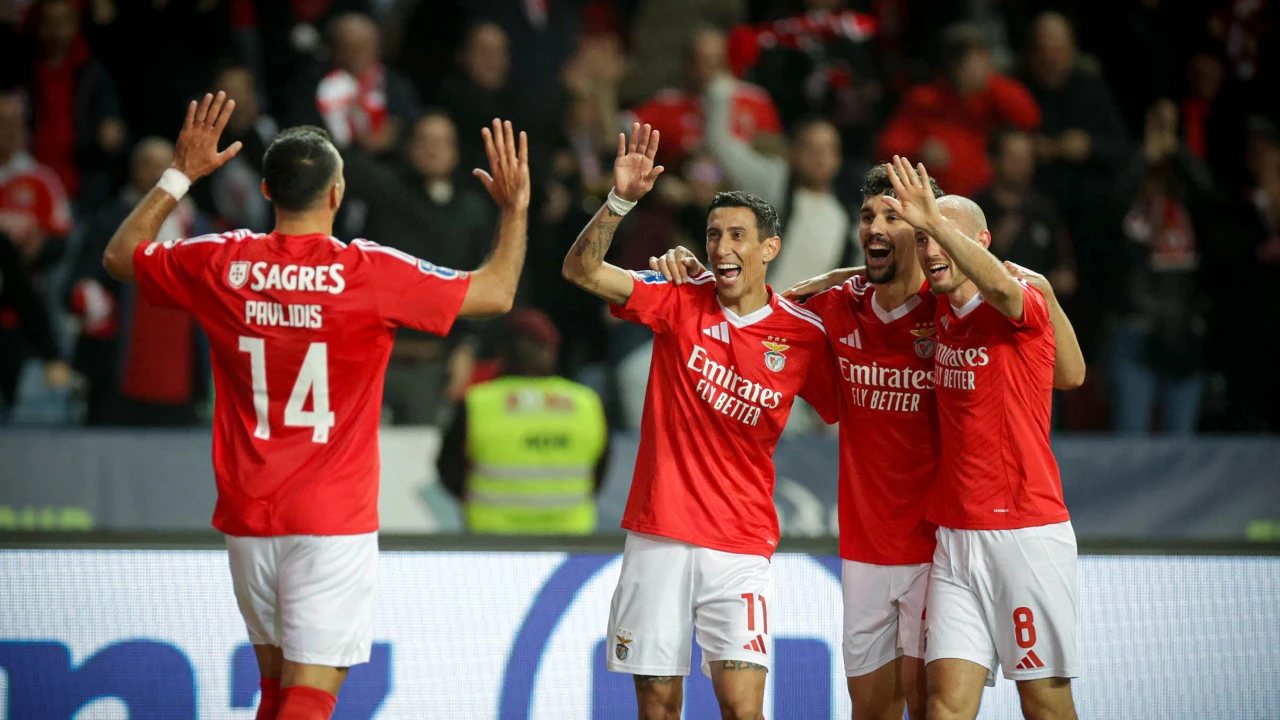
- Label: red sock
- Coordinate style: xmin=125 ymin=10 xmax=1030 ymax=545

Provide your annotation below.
xmin=275 ymin=685 xmax=338 ymax=720
xmin=256 ymin=678 xmax=281 ymax=720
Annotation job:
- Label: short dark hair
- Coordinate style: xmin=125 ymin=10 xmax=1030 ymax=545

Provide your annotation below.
xmin=861 ymin=163 xmax=944 ymax=200
xmin=707 ymin=190 xmax=780 ymax=239
xmin=940 ymin=22 xmax=990 ymax=72
xmin=262 ymin=126 xmax=339 ymax=211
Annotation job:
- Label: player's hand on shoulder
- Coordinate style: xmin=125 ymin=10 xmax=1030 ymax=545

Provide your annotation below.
xmin=1002 ymin=261 xmax=1054 ymax=301
xmin=881 ymin=155 xmax=940 ymax=229
xmin=649 ymin=246 xmax=705 ymax=285
xmin=172 ymin=91 xmax=243 ymax=182
xmin=613 ymin=123 xmax=665 ymax=202
xmin=781 ymin=270 xmax=852 ymax=302
xmin=473 ymin=118 xmax=530 ymax=211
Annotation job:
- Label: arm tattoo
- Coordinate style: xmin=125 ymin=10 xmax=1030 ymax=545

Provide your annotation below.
xmin=595 ymin=222 xmax=617 ymax=261
xmin=634 ymin=675 xmax=677 ymax=686
xmin=717 ymin=660 xmax=767 ymax=672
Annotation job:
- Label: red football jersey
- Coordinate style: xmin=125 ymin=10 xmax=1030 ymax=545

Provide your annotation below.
xmin=928 ymin=281 xmax=1069 ymax=530
xmin=611 ymin=270 xmax=839 ymax=558
xmin=628 ymin=83 xmax=783 ymax=165
xmin=805 ymin=277 xmax=941 ymax=565
xmin=133 ymin=230 xmax=470 ymax=536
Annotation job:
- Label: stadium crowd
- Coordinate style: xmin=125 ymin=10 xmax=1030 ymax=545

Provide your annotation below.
xmin=0 ymin=0 xmax=1276 ymax=434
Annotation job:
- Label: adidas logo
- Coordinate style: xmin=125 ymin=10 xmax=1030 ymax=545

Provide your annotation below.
xmin=1015 ymin=649 xmax=1044 ymax=670
xmin=742 ymin=634 xmax=768 ymax=654
xmin=702 ymin=321 xmax=730 ymax=343
xmin=838 ymin=330 xmax=862 ymax=349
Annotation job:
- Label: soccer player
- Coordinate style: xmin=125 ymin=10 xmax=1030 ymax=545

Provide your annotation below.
xmin=655 ymin=170 xmax=1085 ymax=720
xmin=101 ymin=92 xmax=530 ymax=720
xmin=562 ymin=122 xmax=839 ymax=720
xmin=881 ymin=155 xmax=1081 ymax=720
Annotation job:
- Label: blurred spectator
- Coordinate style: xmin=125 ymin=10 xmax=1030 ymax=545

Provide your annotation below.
xmin=700 ymin=76 xmax=863 ymax=291
xmin=1107 ymin=99 xmax=1213 ymax=435
xmin=437 ymin=308 xmax=609 ymax=535
xmin=0 ymin=231 xmax=69 ymax=419
xmin=731 ymin=6 xmax=883 ymax=164
xmin=66 ymin=137 xmax=211 ymax=426
xmin=434 ymin=21 xmax=517 ymax=178
xmin=621 ymin=0 xmax=746 ymax=104
xmin=192 ymin=64 xmax=277 ymax=232
xmin=628 ymin=27 xmax=784 ymax=169
xmin=876 ymin=22 xmax=1040 ymax=197
xmin=1022 ymin=12 xmax=1129 ymax=231
xmin=973 ymin=127 xmax=1076 ymax=298
xmin=25 ymin=0 xmax=125 ymax=211
xmin=1087 ymin=0 xmax=1185 ymax=137
xmin=0 ymin=91 xmax=72 ymax=277
xmin=342 ymin=111 xmax=495 ymax=425
xmin=312 ymin=12 xmax=418 ymax=154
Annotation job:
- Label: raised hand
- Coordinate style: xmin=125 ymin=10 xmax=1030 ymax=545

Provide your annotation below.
xmin=614 ymin=123 xmax=665 ymax=202
xmin=172 ymin=92 xmax=242 ymax=181
xmin=649 ymin=246 xmax=705 ymax=285
xmin=882 ymin=155 xmax=941 ymax=230
xmin=473 ymin=118 xmax=531 ymax=210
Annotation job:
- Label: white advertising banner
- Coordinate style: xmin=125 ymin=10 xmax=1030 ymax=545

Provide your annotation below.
xmin=0 ymin=551 xmax=1277 ymax=719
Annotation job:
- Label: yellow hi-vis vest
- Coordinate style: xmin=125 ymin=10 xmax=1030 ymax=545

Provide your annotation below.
xmin=463 ymin=375 xmax=606 ymax=534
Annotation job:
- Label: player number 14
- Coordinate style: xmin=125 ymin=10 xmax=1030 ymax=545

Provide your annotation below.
xmin=238 ymin=337 xmax=335 ymax=443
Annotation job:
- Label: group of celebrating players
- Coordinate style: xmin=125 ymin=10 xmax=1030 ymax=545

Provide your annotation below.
xmin=101 ymin=88 xmax=1083 ymax=720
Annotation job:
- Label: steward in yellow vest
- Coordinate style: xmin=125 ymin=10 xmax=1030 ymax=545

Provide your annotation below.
xmin=437 ymin=309 xmax=609 ymax=534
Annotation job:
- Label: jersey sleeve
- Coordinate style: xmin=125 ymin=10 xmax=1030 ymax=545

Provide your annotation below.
xmin=799 ymin=340 xmax=841 ymax=424
xmin=609 ymin=269 xmax=706 ymax=333
xmin=803 ymin=275 xmax=866 ymax=318
xmin=132 ymin=234 xmax=224 ymax=311
xmin=1008 ymin=279 xmax=1051 ymax=336
xmin=364 ymin=243 xmax=471 ymax=336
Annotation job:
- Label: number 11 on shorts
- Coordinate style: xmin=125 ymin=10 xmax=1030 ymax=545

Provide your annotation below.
xmin=742 ymin=593 xmax=768 ymax=634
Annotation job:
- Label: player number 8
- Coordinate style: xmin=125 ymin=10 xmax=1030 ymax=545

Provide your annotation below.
xmin=1013 ymin=606 xmax=1037 ymax=649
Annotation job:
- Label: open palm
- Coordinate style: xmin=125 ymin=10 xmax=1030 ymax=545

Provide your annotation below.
xmin=613 ymin=123 xmax=665 ymax=202
xmin=173 ymin=91 xmax=242 ymax=182
xmin=882 ymin=155 xmax=939 ymax=229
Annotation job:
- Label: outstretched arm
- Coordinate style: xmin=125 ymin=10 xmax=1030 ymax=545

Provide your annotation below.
xmin=883 ymin=155 xmax=1024 ymax=319
xmin=1004 ymin=261 xmax=1086 ymax=389
xmin=562 ymin=123 xmax=666 ymax=305
xmin=103 ymin=92 xmax=242 ymax=282
xmin=459 ymin=119 xmax=530 ymax=318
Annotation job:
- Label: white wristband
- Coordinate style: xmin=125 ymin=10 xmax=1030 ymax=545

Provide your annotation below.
xmin=606 ymin=188 xmax=637 ymax=216
xmin=156 ymin=168 xmax=192 ymax=201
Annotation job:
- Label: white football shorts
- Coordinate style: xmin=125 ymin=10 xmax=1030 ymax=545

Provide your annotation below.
xmin=606 ymin=532 xmax=773 ymax=677
xmin=226 ymin=532 xmax=378 ymax=668
xmin=925 ymin=522 xmax=1078 ymax=684
xmin=842 ymin=559 xmax=930 ymax=677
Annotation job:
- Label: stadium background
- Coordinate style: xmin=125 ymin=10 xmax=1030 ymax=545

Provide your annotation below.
xmin=0 ymin=0 xmax=1278 ymax=717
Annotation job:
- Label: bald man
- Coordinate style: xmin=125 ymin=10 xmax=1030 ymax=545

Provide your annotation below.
xmin=882 ymin=156 xmax=1082 ymax=720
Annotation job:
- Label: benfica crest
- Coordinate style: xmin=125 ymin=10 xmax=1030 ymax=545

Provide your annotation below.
xmin=227 ymin=261 xmax=250 ymax=289
xmin=762 ymin=339 xmax=789 ymax=372
xmin=910 ymin=327 xmax=937 ymax=358
xmin=615 ymin=634 xmax=632 ymax=661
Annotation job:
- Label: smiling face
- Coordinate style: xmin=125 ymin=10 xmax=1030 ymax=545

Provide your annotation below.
xmin=859 ymin=194 xmax=918 ymax=285
xmin=915 ymin=200 xmax=990 ymax=295
xmin=705 ymin=206 xmax=777 ymax=302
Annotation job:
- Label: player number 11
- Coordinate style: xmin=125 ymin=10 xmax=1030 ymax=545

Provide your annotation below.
xmin=742 ymin=593 xmax=768 ymax=634
xmin=238 ymin=337 xmax=336 ymax=443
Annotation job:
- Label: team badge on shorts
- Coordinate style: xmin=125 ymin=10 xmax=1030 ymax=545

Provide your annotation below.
xmin=911 ymin=327 xmax=937 ymax=358
xmin=615 ymin=632 xmax=633 ymax=661
xmin=762 ymin=339 xmax=789 ymax=372
xmin=227 ymin=261 xmax=250 ymax=289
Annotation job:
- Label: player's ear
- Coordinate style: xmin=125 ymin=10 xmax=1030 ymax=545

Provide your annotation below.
xmin=976 ymin=229 xmax=992 ymax=249
xmin=763 ymin=235 xmax=781 ymax=264
xmin=260 ymin=180 xmax=271 ymax=202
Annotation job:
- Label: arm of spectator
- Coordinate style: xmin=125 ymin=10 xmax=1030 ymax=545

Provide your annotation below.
xmin=104 ymin=93 xmax=241 ymax=282
xmin=436 ymin=401 xmax=468 ymax=501
xmin=1004 ymin=261 xmax=1085 ymax=389
xmin=701 ymin=76 xmax=789 ymax=209
xmin=562 ymin=124 xmax=666 ymax=305
xmin=987 ymin=74 xmax=1041 ymax=129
